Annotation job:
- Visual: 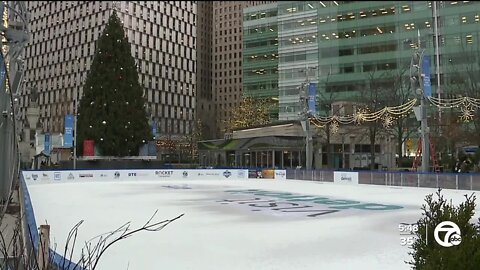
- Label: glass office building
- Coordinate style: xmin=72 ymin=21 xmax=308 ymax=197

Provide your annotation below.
xmin=243 ymin=1 xmax=480 ymax=120
xmin=243 ymin=3 xmax=279 ymax=99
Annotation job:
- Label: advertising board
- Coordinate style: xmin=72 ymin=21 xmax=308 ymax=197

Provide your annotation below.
xmin=22 ymin=169 xmax=249 ymax=184
xmin=333 ymin=171 xmax=359 ymax=185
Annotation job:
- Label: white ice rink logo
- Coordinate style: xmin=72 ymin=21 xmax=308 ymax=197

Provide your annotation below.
xmin=434 ymin=221 xmax=462 ymax=247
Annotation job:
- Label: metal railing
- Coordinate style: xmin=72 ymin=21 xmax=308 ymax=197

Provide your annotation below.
xmin=285 ymin=169 xmax=480 ymax=191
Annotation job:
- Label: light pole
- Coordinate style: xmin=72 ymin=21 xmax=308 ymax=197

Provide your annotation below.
xmin=299 ymin=67 xmax=316 ymax=170
xmin=411 ymin=30 xmax=430 ymax=172
xmin=73 ymin=98 xmax=78 ymax=170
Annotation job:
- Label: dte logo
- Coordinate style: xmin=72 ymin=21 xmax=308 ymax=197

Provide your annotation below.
xmin=128 ymin=173 xmax=137 ymax=177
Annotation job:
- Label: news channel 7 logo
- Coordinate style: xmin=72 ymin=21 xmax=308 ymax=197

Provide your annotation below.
xmin=398 ymin=221 xmax=462 ymax=248
xmin=434 ymin=221 xmax=462 ymax=247
xmin=398 ymin=223 xmax=419 ymax=246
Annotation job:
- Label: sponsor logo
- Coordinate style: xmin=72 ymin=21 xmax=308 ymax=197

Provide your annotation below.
xmin=114 ymin=171 xmax=120 ymax=179
xmin=54 ymin=172 xmax=61 ymax=181
xmin=340 ymin=173 xmax=352 ymax=181
xmin=155 ymin=170 xmax=173 ymax=177
xmin=128 ymin=172 xmax=137 ymax=177
xmin=237 ymin=170 xmax=245 ymax=179
xmin=100 ymin=173 xmax=108 ymax=177
xmin=67 ymin=173 xmax=75 ymax=180
xmin=41 ymin=173 xmax=50 ymax=180
xmin=25 ymin=176 xmax=31 ymax=180
xmin=275 ymin=171 xmax=286 ymax=177
xmin=32 ymin=174 xmax=39 ymax=181
xmin=223 ymin=170 xmax=232 ymax=178
xmin=434 ymin=221 xmax=462 ymax=247
xmin=183 ymin=171 xmax=188 ymax=178
xmin=79 ymin=173 xmax=94 ymax=178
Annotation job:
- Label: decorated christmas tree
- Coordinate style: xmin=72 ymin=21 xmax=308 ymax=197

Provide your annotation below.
xmin=77 ymin=11 xmax=151 ymax=156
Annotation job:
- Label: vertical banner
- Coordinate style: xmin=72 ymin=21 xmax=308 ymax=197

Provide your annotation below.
xmin=308 ymin=83 xmax=317 ymax=113
xmin=152 ymin=120 xmax=157 ymax=139
xmin=83 ymin=140 xmax=95 ymax=156
xmin=44 ymin=133 xmax=51 ymax=154
xmin=422 ymin=55 xmax=432 ymax=97
xmin=64 ymin=114 xmax=74 ymax=147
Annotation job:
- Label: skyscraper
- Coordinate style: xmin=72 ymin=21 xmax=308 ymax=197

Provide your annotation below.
xmin=244 ymin=1 xmax=480 ymax=120
xmin=196 ymin=1 xmax=274 ymax=139
xmin=20 ymin=1 xmax=196 ymax=139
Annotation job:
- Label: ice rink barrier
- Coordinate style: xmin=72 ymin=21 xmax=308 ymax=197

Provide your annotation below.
xmin=20 ymin=174 xmax=84 ymax=270
xmin=21 ymin=169 xmax=288 ymax=184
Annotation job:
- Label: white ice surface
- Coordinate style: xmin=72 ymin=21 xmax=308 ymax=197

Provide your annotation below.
xmin=26 ymin=179 xmax=480 ymax=270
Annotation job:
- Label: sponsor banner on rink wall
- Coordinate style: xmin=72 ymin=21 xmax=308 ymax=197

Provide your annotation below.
xmin=22 ymin=169 xmax=249 ymax=184
xmin=333 ymin=171 xmax=359 ymax=185
xmin=274 ymin=170 xmax=286 ymax=180
xmin=248 ymin=169 xmax=286 ymax=180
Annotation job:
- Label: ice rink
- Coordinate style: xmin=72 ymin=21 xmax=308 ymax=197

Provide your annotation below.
xmin=24 ymin=177 xmax=480 ymax=270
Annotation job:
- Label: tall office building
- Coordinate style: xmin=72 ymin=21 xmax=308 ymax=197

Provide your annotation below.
xmin=243 ymin=3 xmax=279 ymax=113
xmin=244 ymin=1 xmax=480 ymax=120
xmin=20 ymin=1 xmax=196 ymax=139
xmin=196 ymin=1 xmax=274 ymax=139
xmin=196 ymin=2 xmax=214 ymax=139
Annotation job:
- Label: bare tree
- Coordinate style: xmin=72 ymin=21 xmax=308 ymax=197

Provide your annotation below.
xmin=443 ymin=42 xmax=480 ymax=146
xmin=315 ymin=70 xmax=343 ymax=168
xmin=0 ymin=208 xmax=183 ymax=270
xmin=357 ymin=70 xmax=391 ymax=170
xmin=184 ymin=119 xmax=203 ymax=164
xmin=383 ymin=64 xmax=417 ymax=162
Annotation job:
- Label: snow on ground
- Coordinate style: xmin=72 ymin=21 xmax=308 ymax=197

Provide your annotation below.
xmin=26 ymin=179 xmax=480 ymax=270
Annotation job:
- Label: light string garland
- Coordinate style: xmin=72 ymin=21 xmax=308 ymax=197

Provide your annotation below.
xmin=309 ymin=96 xmax=480 ymax=133
xmin=427 ymin=96 xmax=480 ymax=122
xmin=310 ymin=98 xmax=417 ymax=129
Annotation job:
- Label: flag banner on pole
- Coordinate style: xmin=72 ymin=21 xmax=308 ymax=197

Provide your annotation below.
xmin=308 ymin=83 xmax=317 ymax=113
xmin=64 ymin=114 xmax=74 ymax=147
xmin=422 ymin=55 xmax=432 ymax=97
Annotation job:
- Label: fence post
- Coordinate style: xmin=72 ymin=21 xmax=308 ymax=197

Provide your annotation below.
xmin=436 ymin=174 xmax=439 ymax=188
xmin=400 ymin=173 xmax=403 ymax=186
xmin=311 ymin=170 xmax=314 ymax=181
xmin=456 ymin=175 xmax=459 ymax=190
xmin=370 ymin=172 xmax=373 ymax=184
xmin=470 ymin=175 xmax=472 ymax=190
xmin=417 ymin=173 xmax=420 ymax=187
xmin=38 ymin=224 xmax=50 ymax=270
